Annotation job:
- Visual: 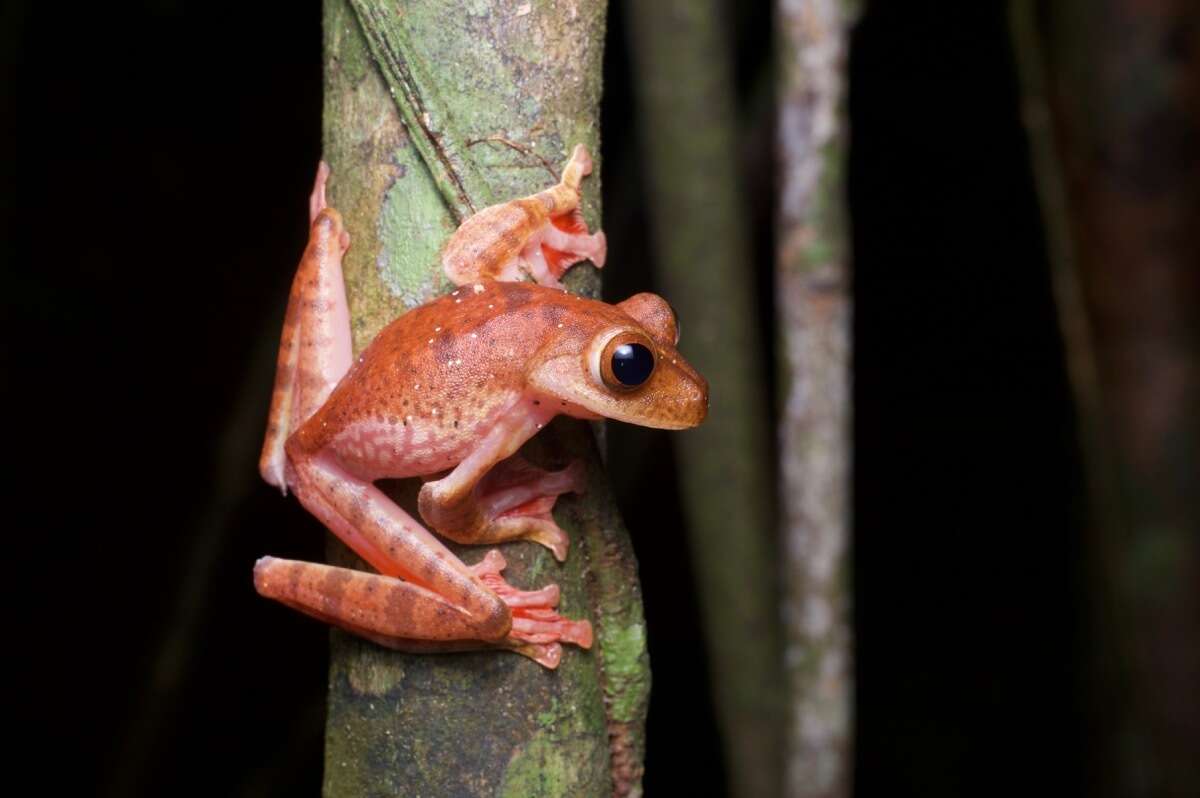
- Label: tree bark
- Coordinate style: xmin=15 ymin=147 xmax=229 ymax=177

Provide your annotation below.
xmin=625 ymin=2 xmax=785 ymax=796
xmin=1012 ymin=2 xmax=1200 ymax=796
xmin=777 ymin=2 xmax=858 ymax=797
xmin=319 ymin=2 xmax=650 ymax=795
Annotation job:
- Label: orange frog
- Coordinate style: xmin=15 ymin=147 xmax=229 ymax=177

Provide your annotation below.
xmin=255 ymin=147 xmax=707 ymax=668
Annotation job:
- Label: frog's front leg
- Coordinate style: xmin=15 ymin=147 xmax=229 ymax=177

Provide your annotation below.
xmin=418 ymin=401 xmax=584 ymax=561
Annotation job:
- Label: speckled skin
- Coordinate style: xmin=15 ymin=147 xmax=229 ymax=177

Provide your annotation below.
xmin=254 ymin=158 xmax=707 ymax=668
xmin=296 ymin=280 xmax=706 ymax=474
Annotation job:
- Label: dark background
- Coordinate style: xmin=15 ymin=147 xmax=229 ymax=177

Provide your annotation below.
xmin=3 ymin=2 xmax=1085 ymax=795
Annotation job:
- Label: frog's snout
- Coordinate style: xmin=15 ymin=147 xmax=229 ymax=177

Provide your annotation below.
xmin=655 ymin=355 xmax=708 ymax=429
xmin=677 ymin=363 xmax=709 ymax=428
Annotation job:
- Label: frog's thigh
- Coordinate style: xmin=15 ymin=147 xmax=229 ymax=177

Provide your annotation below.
xmin=287 ymin=450 xmax=510 ymax=640
xmin=255 ymin=557 xmax=495 ymax=642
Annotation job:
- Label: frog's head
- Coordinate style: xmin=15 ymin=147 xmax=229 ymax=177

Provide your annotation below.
xmin=529 ymin=292 xmax=708 ymax=430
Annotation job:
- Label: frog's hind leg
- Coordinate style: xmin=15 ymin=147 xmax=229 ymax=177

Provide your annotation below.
xmin=255 ymin=553 xmax=588 ymax=668
xmin=259 ymin=162 xmax=353 ymax=493
xmin=264 ymin=445 xmax=592 ymax=665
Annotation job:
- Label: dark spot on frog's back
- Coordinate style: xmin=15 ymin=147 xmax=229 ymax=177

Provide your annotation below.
xmin=432 ymin=328 xmax=457 ymax=362
xmin=501 ymin=282 xmax=535 ymax=310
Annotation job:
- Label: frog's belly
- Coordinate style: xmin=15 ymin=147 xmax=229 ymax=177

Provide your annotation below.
xmin=329 ymin=406 xmax=511 ymax=481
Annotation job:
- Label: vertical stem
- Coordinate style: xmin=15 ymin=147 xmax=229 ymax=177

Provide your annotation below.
xmin=1012 ymin=2 xmax=1200 ymax=795
xmin=777 ymin=2 xmax=858 ymax=797
xmin=626 ymin=2 xmax=785 ymax=796
xmin=319 ymin=2 xmax=650 ymax=795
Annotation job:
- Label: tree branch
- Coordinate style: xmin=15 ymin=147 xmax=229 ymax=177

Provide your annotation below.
xmin=777 ymin=1 xmax=859 ymax=796
xmin=319 ymin=2 xmax=648 ymax=795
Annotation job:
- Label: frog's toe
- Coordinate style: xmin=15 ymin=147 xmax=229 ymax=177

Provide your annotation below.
xmin=308 ymin=160 xmax=331 ymax=223
xmin=512 ymin=614 xmax=593 ymax=649
xmin=467 ymin=550 xmax=593 ymax=659
xmin=471 ymin=551 xmax=561 ymax=609
xmin=491 ymin=515 xmax=570 ymax=561
xmin=511 ymin=641 xmax=563 ymax=669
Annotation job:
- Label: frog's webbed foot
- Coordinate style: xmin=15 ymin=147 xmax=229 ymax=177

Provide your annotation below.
xmin=255 ymin=552 xmax=591 ymax=670
xmin=421 ymin=454 xmax=586 ymax=562
xmin=469 ymin=549 xmax=593 ymax=667
xmin=476 ymin=455 xmax=587 ymax=561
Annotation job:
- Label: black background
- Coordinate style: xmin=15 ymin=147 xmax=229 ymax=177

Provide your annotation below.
xmin=4 ymin=2 xmax=1085 ymax=795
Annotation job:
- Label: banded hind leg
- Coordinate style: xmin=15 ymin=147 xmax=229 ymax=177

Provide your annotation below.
xmin=257 ymin=447 xmax=590 ymax=668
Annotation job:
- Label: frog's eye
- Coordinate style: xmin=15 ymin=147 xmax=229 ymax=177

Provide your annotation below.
xmin=598 ymin=331 xmax=656 ymax=390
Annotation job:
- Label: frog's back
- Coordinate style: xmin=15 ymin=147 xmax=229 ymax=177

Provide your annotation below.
xmin=292 ymin=281 xmax=613 ymax=480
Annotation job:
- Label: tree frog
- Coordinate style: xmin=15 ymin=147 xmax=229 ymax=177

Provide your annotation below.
xmin=254 ymin=146 xmax=708 ymax=668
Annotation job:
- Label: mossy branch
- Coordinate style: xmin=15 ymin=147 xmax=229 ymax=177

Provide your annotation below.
xmin=319 ymin=2 xmax=648 ymax=795
xmin=349 ymin=0 xmax=492 ymax=221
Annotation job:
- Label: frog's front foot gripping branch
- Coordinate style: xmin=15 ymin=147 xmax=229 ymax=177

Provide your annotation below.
xmin=420 ymin=454 xmax=588 ymax=562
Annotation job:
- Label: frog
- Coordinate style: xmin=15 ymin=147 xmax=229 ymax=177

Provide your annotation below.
xmin=254 ymin=147 xmax=708 ymax=668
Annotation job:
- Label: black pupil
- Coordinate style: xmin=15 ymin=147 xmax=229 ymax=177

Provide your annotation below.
xmin=611 ymin=343 xmax=654 ymax=386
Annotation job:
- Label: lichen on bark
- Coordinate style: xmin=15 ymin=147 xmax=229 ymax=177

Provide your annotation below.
xmin=317 ymin=1 xmax=648 ymax=795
